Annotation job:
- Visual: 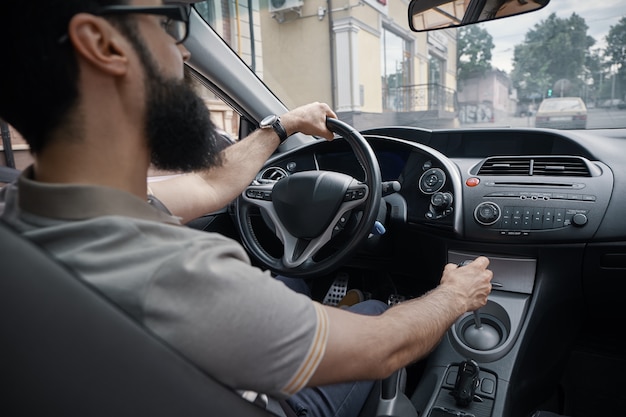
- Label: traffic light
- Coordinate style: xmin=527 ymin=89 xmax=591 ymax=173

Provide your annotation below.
xmin=547 ymin=88 xmax=553 ymax=97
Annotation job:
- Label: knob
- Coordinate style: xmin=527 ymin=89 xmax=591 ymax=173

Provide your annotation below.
xmin=474 ymin=202 xmax=501 ymax=225
xmin=572 ymin=213 xmax=588 ymax=227
xmin=431 ymin=192 xmax=453 ymax=211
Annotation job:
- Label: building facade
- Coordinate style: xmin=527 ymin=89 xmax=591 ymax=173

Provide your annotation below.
xmin=2 ymin=0 xmax=462 ymax=172
xmin=199 ymin=0 xmax=460 ymax=130
xmin=457 ymin=69 xmax=517 ymax=125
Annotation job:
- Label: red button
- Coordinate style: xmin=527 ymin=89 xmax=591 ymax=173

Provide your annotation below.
xmin=466 ymin=177 xmax=480 ymax=187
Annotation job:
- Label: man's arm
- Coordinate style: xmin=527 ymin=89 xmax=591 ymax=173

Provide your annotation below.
xmin=149 ymin=102 xmax=336 ymax=223
xmin=308 ymin=256 xmax=493 ymax=386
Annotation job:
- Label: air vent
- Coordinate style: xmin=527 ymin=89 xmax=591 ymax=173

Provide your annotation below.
xmin=532 ymin=157 xmax=591 ymax=176
xmin=477 ymin=158 xmax=531 ymax=175
xmin=257 ymin=166 xmax=288 ymax=182
xmin=477 ymin=156 xmax=594 ymax=177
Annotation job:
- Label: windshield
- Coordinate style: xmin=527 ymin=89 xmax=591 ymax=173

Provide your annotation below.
xmin=194 ymin=0 xmax=625 ymax=130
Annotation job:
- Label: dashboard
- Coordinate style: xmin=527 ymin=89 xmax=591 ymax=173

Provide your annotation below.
xmin=247 ymin=126 xmax=626 ymax=417
xmin=258 ymin=127 xmax=622 ymax=245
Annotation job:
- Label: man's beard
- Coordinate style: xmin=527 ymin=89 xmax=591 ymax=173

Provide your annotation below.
xmin=132 ymin=36 xmax=223 ymax=172
xmin=144 ymin=72 xmax=223 ymax=172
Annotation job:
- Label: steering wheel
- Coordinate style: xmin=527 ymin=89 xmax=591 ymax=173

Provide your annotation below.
xmin=235 ymin=117 xmax=382 ymax=278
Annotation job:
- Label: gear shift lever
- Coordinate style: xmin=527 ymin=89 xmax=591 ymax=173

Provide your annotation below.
xmin=472 ymin=304 xmax=482 ymax=329
xmin=458 ymin=260 xmax=500 ymax=350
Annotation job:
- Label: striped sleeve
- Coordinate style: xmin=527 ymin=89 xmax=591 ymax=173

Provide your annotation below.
xmin=280 ymin=302 xmax=329 ymax=395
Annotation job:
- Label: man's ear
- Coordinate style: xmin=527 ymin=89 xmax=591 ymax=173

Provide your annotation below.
xmin=67 ymin=13 xmax=130 ymax=76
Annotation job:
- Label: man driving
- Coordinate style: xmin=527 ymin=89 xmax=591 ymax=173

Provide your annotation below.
xmin=0 ymin=1 xmax=493 ymax=416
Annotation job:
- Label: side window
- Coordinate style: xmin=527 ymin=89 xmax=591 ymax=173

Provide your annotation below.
xmin=0 ymin=118 xmax=31 ymax=177
xmin=186 ymin=70 xmax=240 ymax=143
xmin=1 ymin=71 xmax=242 ymax=182
xmin=148 ymin=68 xmax=242 ymax=179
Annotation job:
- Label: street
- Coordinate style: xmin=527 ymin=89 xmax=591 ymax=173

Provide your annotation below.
xmin=466 ymin=108 xmax=626 ymax=129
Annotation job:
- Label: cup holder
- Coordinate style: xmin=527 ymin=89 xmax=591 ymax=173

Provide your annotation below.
xmin=453 ymin=300 xmax=512 ymax=352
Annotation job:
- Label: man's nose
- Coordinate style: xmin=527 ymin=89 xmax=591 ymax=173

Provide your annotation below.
xmin=179 ymin=44 xmax=191 ymax=62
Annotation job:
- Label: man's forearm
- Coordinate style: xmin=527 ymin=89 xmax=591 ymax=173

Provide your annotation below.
xmin=150 ymin=102 xmax=337 ymax=223
xmin=310 ymin=258 xmax=492 ymax=387
xmin=150 ymin=128 xmax=279 ymax=223
xmin=195 ymin=128 xmax=280 ymax=206
xmin=311 ymin=286 xmax=467 ymax=386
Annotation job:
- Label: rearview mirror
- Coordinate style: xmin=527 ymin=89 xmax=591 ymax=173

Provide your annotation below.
xmin=408 ymin=0 xmax=549 ymax=32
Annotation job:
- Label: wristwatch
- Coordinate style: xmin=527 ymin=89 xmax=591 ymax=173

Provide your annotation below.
xmin=259 ymin=114 xmax=289 ymax=143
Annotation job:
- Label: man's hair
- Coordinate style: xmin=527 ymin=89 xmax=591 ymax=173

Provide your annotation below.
xmin=0 ymin=0 xmax=128 ymax=153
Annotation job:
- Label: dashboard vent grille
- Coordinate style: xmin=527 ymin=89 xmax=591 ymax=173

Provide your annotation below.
xmin=478 ymin=158 xmax=531 ymax=175
xmin=257 ymin=166 xmax=288 ymax=182
xmin=478 ymin=157 xmax=592 ymax=177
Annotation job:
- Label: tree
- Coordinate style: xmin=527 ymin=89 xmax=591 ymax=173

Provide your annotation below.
xmin=511 ymin=13 xmax=595 ymax=100
xmin=585 ymin=48 xmax=610 ymax=105
xmin=604 ymin=17 xmax=626 ymax=100
xmin=457 ymin=25 xmax=494 ymax=81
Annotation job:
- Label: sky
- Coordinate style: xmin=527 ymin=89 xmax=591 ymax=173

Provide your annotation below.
xmin=479 ymin=0 xmax=626 ymax=73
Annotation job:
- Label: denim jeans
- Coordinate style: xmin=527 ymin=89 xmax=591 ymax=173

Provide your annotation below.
xmin=276 ymin=276 xmax=389 ymax=417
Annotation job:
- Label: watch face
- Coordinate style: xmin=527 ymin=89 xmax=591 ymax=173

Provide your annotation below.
xmin=260 ymin=114 xmax=278 ymax=127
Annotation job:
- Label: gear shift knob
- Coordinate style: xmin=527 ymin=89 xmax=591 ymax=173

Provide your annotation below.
xmin=457 ymin=260 xmax=500 ymax=350
xmin=457 ymin=260 xmax=482 ymax=327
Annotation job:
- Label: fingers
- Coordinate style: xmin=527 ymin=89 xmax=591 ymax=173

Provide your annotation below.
xmin=310 ymin=102 xmax=336 ymax=141
xmin=469 ymin=258 xmax=493 ymax=310
xmin=456 ymin=256 xmax=490 ymax=269
xmin=282 ymin=102 xmax=337 ymax=141
xmin=442 ymin=256 xmax=493 ymax=312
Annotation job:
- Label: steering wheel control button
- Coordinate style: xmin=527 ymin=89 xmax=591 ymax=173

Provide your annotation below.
xmin=245 ymin=188 xmax=272 ymax=200
xmin=418 ymin=168 xmax=446 ymax=194
xmin=332 ymin=208 xmax=354 ymax=236
xmin=474 ymin=202 xmax=501 ymax=225
xmin=343 ymin=186 xmax=367 ymax=201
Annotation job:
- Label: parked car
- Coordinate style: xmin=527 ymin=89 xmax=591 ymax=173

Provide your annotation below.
xmin=534 ymin=97 xmax=588 ymax=129
xmin=4 ymin=1 xmax=626 ymax=417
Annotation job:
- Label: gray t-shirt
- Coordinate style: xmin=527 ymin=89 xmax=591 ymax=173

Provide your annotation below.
xmin=0 ymin=167 xmax=329 ymax=398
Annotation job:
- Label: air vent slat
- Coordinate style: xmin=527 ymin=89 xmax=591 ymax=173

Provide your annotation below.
xmin=478 ymin=158 xmax=531 ymax=175
xmin=258 ymin=166 xmax=288 ymax=182
xmin=478 ymin=157 xmax=591 ymax=177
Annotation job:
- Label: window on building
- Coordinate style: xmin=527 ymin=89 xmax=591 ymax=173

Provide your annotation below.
xmin=428 ymin=53 xmax=445 ymax=109
xmin=381 ymin=27 xmax=412 ymax=111
xmin=195 ymin=0 xmax=232 ymax=45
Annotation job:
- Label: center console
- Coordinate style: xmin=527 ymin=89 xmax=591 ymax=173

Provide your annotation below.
xmin=410 ymin=250 xmax=538 ymax=417
xmin=460 ymin=157 xmax=613 ymax=244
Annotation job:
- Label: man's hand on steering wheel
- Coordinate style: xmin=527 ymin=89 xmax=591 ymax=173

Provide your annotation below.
xmin=235 ymin=118 xmax=382 ymax=278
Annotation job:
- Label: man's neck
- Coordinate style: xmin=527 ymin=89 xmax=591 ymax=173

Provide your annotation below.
xmin=33 ymin=132 xmax=152 ymax=199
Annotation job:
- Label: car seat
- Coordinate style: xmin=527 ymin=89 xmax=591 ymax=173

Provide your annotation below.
xmin=0 ymin=219 xmax=417 ymax=417
xmin=0 ymin=219 xmax=272 ymax=416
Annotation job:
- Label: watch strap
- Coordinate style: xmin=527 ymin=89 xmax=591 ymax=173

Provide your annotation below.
xmin=271 ymin=118 xmax=289 ymax=143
